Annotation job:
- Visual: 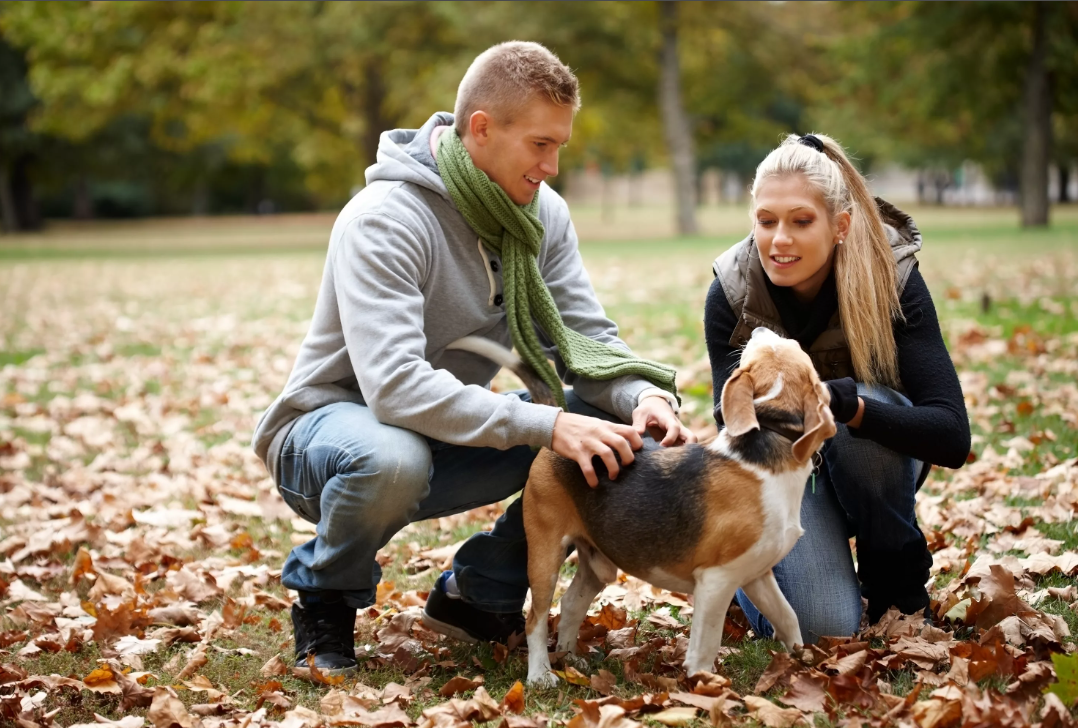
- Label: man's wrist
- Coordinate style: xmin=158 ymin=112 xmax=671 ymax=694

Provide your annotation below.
xmin=637 ymin=387 xmax=679 ymax=415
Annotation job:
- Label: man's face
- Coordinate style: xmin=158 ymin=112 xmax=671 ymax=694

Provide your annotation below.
xmin=466 ymin=96 xmax=573 ymax=205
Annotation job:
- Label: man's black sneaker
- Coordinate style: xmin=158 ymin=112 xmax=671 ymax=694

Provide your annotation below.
xmin=422 ymin=571 xmax=525 ymax=645
xmin=292 ymin=591 xmax=358 ymax=676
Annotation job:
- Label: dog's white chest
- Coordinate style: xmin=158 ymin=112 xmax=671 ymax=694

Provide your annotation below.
xmin=762 ymin=467 xmax=809 ymax=558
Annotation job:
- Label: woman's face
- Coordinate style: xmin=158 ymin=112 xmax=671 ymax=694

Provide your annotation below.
xmin=753 ymin=175 xmax=850 ymax=302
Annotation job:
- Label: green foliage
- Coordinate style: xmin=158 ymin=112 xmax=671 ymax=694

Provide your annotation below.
xmin=1047 ymin=652 xmax=1078 ymax=705
xmin=815 ymin=2 xmax=1078 ymax=181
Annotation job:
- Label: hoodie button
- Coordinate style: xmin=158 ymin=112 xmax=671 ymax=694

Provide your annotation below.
xmin=493 ymin=294 xmax=504 ymax=306
xmin=490 ymin=260 xmax=500 ymax=273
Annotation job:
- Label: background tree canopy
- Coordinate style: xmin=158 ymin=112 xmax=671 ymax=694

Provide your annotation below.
xmin=0 ymin=1 xmax=1075 ymax=230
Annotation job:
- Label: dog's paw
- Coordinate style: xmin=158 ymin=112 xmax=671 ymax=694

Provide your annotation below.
xmin=527 ymin=670 xmax=560 ymax=688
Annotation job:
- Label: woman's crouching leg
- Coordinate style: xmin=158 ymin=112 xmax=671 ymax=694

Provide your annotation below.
xmin=734 ymin=467 xmax=862 ymax=644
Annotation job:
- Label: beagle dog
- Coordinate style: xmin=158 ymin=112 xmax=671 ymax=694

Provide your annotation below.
xmin=448 ymin=327 xmax=837 ymax=686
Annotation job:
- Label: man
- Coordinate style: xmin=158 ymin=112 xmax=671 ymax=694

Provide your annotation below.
xmin=253 ymin=41 xmax=694 ymax=676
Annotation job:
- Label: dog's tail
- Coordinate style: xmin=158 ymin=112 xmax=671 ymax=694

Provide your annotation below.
xmin=446 ymin=336 xmax=559 ymax=408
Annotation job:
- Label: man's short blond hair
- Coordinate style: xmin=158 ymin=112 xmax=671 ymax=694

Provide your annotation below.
xmin=454 ymin=41 xmax=581 ymax=137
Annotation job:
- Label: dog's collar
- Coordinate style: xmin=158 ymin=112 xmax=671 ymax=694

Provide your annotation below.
xmin=757 ymin=421 xmax=803 ymax=443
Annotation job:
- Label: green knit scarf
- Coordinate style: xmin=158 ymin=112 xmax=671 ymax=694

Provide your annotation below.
xmin=435 ymin=128 xmax=679 ymax=411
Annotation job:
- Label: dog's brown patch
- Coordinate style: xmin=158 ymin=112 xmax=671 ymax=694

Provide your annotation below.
xmin=658 ymin=460 xmax=766 ymax=582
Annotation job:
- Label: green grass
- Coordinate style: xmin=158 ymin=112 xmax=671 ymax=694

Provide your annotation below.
xmin=0 ymin=348 xmax=44 ymax=367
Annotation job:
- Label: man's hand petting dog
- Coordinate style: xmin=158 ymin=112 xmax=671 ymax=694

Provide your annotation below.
xmin=632 ymin=396 xmax=697 ymax=447
xmin=551 ymin=399 xmax=695 ymax=487
xmin=551 ymin=413 xmax=641 ymax=487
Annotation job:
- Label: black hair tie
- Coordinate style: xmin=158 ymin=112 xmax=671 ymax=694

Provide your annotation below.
xmin=798 ymin=134 xmax=825 ymax=153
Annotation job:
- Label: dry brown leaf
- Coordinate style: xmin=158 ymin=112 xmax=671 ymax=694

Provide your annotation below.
xmin=68 ymin=716 xmax=145 ymax=728
xmin=498 ymin=717 xmax=546 ymax=728
xmin=590 ymin=670 xmax=617 ymax=696
xmin=70 ymin=546 xmax=96 ymax=584
xmin=147 ymin=686 xmax=197 ymax=728
xmin=91 ymin=599 xmax=153 ymax=644
xmin=566 ymin=702 xmax=640 ymax=728
xmin=755 ymin=651 xmax=797 ymax=693
xmin=82 ymin=663 xmax=121 ymax=694
xmin=779 ymin=673 xmax=829 ymax=713
xmin=167 ymin=567 xmax=222 ymax=604
xmin=687 ymin=671 xmax=731 ymax=696
xmin=554 ymin=666 xmax=592 ymax=687
xmin=910 ymin=698 xmax=962 ymax=728
xmin=743 ymin=696 xmax=807 ymax=727
xmin=439 ymin=674 xmax=484 ymax=697
xmin=105 ymin=659 xmax=155 ymax=711
xmin=596 ymin=603 xmax=629 ymax=630
xmin=279 ymin=706 xmax=323 ymax=728
xmin=382 ymin=682 xmax=413 ymax=706
xmin=147 ymin=626 xmax=201 ymax=648
xmin=148 ymin=603 xmax=205 ymax=627
xmin=174 ymin=643 xmax=208 ymax=681
xmin=87 ymin=571 xmax=136 ymax=601
xmin=501 ymin=680 xmax=525 ymax=714
xmin=648 ymin=707 xmax=698 ymax=726
xmin=260 ymin=654 xmax=289 ymax=677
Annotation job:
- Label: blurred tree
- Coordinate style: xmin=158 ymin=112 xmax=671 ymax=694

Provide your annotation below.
xmin=659 ymin=1 xmax=698 ymax=235
xmin=816 ymin=1 xmax=1078 ymax=226
xmin=0 ymin=32 xmax=40 ymax=232
xmin=0 ymin=2 xmax=488 ymax=204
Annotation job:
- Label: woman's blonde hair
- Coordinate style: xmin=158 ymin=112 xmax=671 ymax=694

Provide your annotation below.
xmin=750 ymin=133 xmax=903 ymax=388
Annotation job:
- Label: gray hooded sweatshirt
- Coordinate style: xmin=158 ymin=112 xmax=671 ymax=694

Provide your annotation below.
xmin=253 ymin=112 xmax=654 ymax=478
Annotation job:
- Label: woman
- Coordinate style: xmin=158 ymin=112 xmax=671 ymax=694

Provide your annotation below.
xmin=704 ymin=133 xmax=970 ymax=642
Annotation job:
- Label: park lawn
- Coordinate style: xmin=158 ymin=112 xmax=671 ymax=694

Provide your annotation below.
xmin=0 ymin=205 xmax=1077 ymax=726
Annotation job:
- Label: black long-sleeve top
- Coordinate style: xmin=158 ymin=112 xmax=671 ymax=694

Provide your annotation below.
xmin=704 ymin=266 xmax=971 ymax=469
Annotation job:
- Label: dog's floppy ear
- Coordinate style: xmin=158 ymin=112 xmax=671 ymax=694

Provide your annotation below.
xmin=720 ymin=369 xmax=759 ymax=436
xmin=792 ymin=381 xmax=837 ymax=463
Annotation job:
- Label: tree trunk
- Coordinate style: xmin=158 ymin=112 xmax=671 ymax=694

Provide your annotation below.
xmin=658 ymin=1 xmax=698 ymax=236
xmin=1020 ymin=3 xmax=1051 ymax=227
xmin=361 ymin=58 xmax=392 ymax=173
xmin=11 ymin=156 xmax=40 ymax=230
xmin=192 ymin=175 xmax=210 ymax=216
xmin=1059 ymin=164 xmax=1071 ymax=203
xmin=0 ymin=163 xmax=17 ymax=233
xmin=73 ymin=175 xmax=94 ymax=220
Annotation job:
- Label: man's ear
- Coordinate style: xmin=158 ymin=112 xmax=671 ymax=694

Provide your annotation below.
xmin=720 ymin=369 xmax=759 ymax=436
xmin=792 ymin=381 xmax=837 ymax=462
xmin=469 ymin=110 xmax=491 ymax=146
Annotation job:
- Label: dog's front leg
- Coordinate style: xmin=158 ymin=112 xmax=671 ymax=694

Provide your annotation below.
xmin=684 ymin=566 xmax=739 ymax=676
xmin=741 ymin=570 xmax=803 ymax=651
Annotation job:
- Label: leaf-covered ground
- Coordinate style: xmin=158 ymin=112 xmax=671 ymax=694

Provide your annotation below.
xmin=1 ymin=206 xmax=1077 ymax=727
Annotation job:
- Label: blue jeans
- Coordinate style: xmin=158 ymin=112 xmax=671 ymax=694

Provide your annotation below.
xmin=275 ymin=390 xmax=620 ymax=611
xmin=735 ymin=384 xmax=928 ymax=643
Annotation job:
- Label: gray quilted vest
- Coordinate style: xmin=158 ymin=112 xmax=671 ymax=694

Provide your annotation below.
xmin=711 ymin=198 xmax=922 ymax=382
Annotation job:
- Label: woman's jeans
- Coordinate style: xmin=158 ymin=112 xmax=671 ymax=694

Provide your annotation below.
xmin=735 ymin=383 xmax=930 ymax=643
xmin=275 ymin=390 xmax=620 ymax=612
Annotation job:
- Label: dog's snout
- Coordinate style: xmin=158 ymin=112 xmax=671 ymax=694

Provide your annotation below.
xmin=751 ymin=327 xmax=778 ymax=341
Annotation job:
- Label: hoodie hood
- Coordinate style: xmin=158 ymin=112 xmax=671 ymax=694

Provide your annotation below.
xmin=364 ymin=111 xmax=454 ymax=199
